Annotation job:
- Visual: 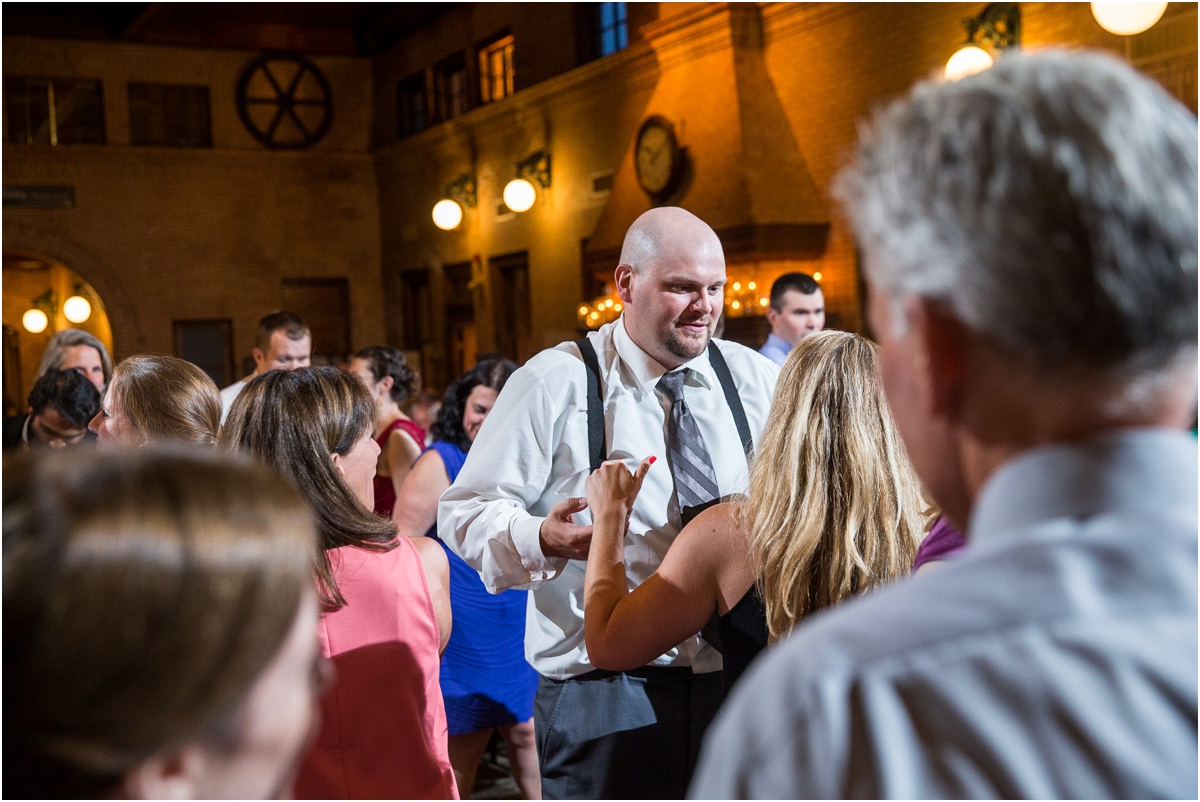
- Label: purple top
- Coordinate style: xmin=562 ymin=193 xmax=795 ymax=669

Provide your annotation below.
xmin=912 ymin=517 xmax=967 ymax=573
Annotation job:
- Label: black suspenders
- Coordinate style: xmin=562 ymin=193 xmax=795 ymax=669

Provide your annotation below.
xmin=574 ymin=338 xmax=754 ymax=471
xmin=575 ymin=336 xmax=752 ymax=656
xmin=576 ymin=337 xmax=609 ymax=473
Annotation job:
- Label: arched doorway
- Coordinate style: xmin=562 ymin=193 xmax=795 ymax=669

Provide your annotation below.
xmin=2 ymin=252 xmax=114 ymax=416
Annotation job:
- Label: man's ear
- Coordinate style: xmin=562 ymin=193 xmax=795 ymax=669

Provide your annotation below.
xmin=330 ymin=451 xmax=348 ymax=480
xmin=252 ymin=348 xmax=266 ymax=372
xmin=765 ymin=307 xmax=779 ymax=328
xmin=122 ymin=745 xmax=203 ymax=799
xmin=615 ymin=264 xmax=634 ymax=305
xmin=911 ymin=297 xmax=967 ymax=421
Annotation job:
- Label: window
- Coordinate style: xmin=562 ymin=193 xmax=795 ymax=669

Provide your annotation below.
xmin=491 ymin=252 xmax=531 ymax=363
xmin=129 ymin=83 xmax=211 ymax=148
xmin=280 ymin=278 xmax=351 ymax=365
xmin=174 ymin=319 xmax=233 ymax=388
xmin=597 ymin=3 xmax=629 ymax=57
xmin=5 ymin=76 xmax=105 ymax=145
xmin=434 ymin=52 xmax=468 ymax=122
xmin=397 ymin=72 xmax=429 ymax=137
xmin=444 ymin=262 xmax=477 ymax=381
xmin=478 ymin=33 xmax=515 ymax=104
xmin=399 ymin=269 xmax=432 ymax=350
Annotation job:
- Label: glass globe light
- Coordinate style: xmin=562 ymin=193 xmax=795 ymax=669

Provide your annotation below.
xmin=64 ymin=295 xmax=92 ymax=323
xmin=432 ymin=199 xmax=463 ymax=230
xmin=1091 ymin=2 xmax=1167 ymax=35
xmin=945 ymin=45 xmax=994 ymax=82
xmin=23 ymin=308 xmax=48 ymax=334
xmin=503 ymin=178 xmax=537 ymax=213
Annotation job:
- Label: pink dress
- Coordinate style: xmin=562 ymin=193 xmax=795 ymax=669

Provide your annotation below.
xmin=294 ymin=536 xmax=458 ymax=799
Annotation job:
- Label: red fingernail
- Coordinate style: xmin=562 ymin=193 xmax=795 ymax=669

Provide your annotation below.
xmin=649 ymin=456 xmax=657 ymax=464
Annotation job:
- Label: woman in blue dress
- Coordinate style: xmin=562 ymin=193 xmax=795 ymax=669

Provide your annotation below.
xmin=394 ymin=357 xmax=541 ymax=799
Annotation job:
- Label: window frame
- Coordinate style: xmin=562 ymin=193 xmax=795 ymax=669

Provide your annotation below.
xmin=127 ymin=81 xmax=212 ymax=148
xmin=597 ymin=3 xmax=629 ymax=58
xmin=433 ymin=51 xmax=469 ymax=122
xmin=4 ymin=75 xmax=106 ymax=146
xmin=477 ymin=32 xmax=516 ymax=105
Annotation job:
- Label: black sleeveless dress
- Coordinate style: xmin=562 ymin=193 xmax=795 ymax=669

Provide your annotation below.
xmin=717 ymin=586 xmax=770 ymax=694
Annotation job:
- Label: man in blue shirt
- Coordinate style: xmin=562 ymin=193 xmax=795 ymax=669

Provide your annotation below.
xmin=758 ymin=272 xmax=824 ymax=366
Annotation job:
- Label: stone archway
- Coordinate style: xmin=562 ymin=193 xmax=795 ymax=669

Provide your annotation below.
xmin=2 ymin=250 xmax=116 ymax=415
xmin=2 ymin=221 xmax=145 ymax=357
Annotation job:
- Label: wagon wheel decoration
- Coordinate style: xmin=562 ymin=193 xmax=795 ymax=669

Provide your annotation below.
xmin=236 ymin=53 xmax=333 ymax=150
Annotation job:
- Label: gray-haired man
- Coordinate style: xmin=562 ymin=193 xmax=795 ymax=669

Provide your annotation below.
xmin=692 ymin=50 xmax=1197 ymax=799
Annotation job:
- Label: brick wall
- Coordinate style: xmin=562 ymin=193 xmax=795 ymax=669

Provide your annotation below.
xmin=2 ymin=37 xmax=386 ymax=370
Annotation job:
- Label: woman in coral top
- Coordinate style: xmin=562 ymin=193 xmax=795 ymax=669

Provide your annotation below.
xmin=222 ymin=367 xmax=457 ymax=799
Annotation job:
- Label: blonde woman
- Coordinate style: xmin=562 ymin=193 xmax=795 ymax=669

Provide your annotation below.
xmin=584 ymin=330 xmax=930 ymax=691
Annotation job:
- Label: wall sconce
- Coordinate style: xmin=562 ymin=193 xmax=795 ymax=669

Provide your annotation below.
xmin=432 ymin=174 xmax=477 ymax=231
xmin=22 ymin=289 xmax=56 ymax=334
xmin=503 ymin=150 xmax=551 ymax=214
xmin=63 ymin=283 xmax=92 ymax=324
xmin=1091 ymin=2 xmax=1166 ymax=35
xmin=945 ymin=3 xmax=1021 ymax=82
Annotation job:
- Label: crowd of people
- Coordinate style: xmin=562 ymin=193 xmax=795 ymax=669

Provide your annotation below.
xmin=4 ymin=49 xmax=1196 ymax=800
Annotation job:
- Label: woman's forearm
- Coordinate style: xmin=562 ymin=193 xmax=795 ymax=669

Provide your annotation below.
xmin=583 ymin=506 xmax=635 ymax=662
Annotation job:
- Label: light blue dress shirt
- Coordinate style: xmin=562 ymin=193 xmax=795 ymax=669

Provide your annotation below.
xmin=757 ymin=332 xmax=792 ymax=367
xmin=691 ymin=428 xmax=1198 ymax=799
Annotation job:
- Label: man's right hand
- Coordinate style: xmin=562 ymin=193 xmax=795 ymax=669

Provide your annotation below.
xmin=539 ymin=497 xmax=594 ymax=560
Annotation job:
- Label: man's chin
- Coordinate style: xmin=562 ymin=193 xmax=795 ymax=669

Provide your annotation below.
xmin=666 ymin=327 xmax=710 ymax=360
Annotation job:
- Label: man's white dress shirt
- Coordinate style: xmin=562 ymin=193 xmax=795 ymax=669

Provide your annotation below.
xmin=218 ymin=379 xmax=247 ymax=424
xmin=439 ymin=317 xmax=779 ymax=680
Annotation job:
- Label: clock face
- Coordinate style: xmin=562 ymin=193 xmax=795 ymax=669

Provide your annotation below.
xmin=635 ymin=118 xmax=678 ymax=197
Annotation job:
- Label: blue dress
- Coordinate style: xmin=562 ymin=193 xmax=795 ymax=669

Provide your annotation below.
xmin=427 ymin=440 xmax=539 ymax=735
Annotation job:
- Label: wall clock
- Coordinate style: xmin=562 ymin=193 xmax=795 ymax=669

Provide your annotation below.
xmin=635 ymin=115 xmax=683 ymax=199
xmin=236 ymin=53 xmax=333 ymax=150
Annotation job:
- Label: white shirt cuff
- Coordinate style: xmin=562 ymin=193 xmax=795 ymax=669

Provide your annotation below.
xmin=512 ymin=515 xmax=567 ymax=581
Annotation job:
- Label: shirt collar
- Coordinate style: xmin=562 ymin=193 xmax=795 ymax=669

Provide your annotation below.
xmin=612 ymin=316 xmax=715 ymax=394
xmin=764 ymin=333 xmax=792 ymax=354
xmin=969 ymin=427 xmax=1198 ymax=546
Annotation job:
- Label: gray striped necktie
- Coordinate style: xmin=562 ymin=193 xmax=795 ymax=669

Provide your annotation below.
xmin=657 ymin=370 xmax=720 ymax=523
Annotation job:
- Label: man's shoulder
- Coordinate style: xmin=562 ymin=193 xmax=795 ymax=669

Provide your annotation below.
xmin=710 ymin=338 xmax=780 ymax=387
xmin=726 ymin=516 xmax=1200 ymax=720
xmin=514 ymin=341 xmax=589 ymax=386
xmin=219 ymin=379 xmax=246 ymax=400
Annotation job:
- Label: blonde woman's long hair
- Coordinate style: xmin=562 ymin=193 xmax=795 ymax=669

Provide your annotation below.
xmin=745 ymin=330 xmax=929 ymax=643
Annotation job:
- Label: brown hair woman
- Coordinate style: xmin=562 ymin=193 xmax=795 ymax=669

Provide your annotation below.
xmin=4 ymin=447 xmax=323 ymax=799
xmin=89 ymin=355 xmax=221 ymax=447
xmin=221 ymin=366 xmax=457 ymax=799
xmin=583 ymin=331 xmax=931 ymax=692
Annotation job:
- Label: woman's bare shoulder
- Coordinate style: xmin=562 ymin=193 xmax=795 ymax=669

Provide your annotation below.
xmin=661 ymin=502 xmax=748 ymax=574
xmin=684 ymin=502 xmax=748 ymax=546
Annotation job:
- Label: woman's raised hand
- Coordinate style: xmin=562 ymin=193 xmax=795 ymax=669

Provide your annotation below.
xmin=585 ymin=456 xmax=656 ymax=524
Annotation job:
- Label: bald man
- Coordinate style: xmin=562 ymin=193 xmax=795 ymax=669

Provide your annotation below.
xmin=441 ymin=208 xmax=778 ymax=798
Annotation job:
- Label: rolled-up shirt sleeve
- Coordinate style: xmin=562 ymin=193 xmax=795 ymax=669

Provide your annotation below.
xmin=438 ymin=360 xmax=572 ymax=592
